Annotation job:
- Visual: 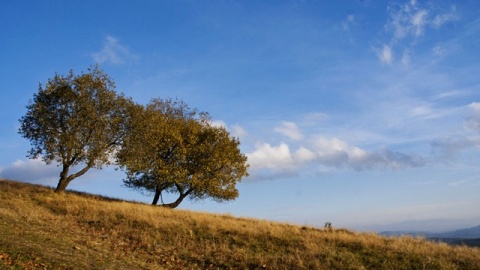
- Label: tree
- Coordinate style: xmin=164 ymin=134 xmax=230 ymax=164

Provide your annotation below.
xmin=18 ymin=66 xmax=133 ymax=192
xmin=118 ymin=98 xmax=249 ymax=208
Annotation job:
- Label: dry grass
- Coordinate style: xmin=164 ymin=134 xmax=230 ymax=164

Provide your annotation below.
xmin=1 ymin=178 xmax=479 ymax=269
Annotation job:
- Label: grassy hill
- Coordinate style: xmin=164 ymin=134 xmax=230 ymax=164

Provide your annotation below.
xmin=1 ymin=179 xmax=479 ymax=269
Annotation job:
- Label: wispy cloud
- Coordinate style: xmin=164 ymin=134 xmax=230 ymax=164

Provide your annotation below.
xmin=411 ymin=9 xmax=428 ymax=36
xmin=91 ymin=35 xmax=138 ymax=65
xmin=302 ymin=112 xmax=328 ymax=126
xmin=432 ymin=90 xmax=467 ymax=100
xmin=401 ymin=49 xmax=410 ymax=66
xmin=432 ymin=6 xmax=458 ymax=28
xmin=342 ymin=14 xmax=356 ymax=31
xmin=231 ymin=124 xmax=247 ymax=139
xmin=432 ymin=43 xmax=447 ymax=57
xmin=380 ymin=1 xmax=459 ymax=65
xmin=274 ymin=121 xmax=303 ymax=141
xmin=386 ymin=2 xmax=430 ymax=40
xmin=376 ymin=44 xmax=393 ymax=64
xmin=210 ymin=121 xmax=247 ymax=140
xmin=466 ymin=102 xmax=480 ymax=132
xmin=430 ymin=104 xmax=480 ymax=161
xmin=448 ymin=180 xmax=468 ymax=187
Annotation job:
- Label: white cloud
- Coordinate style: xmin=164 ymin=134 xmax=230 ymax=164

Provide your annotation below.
xmin=231 ymin=124 xmax=247 ymax=138
xmin=91 ymin=36 xmax=138 ymax=65
xmin=312 ymin=136 xmax=361 ymax=166
xmin=211 ymin=120 xmax=227 ymax=128
xmin=246 ymin=136 xmax=426 ymax=177
xmin=313 ymin=137 xmax=358 ymax=156
xmin=247 ymin=143 xmax=295 ymax=170
xmin=377 ymin=44 xmax=393 ymax=64
xmin=0 ymin=158 xmax=59 ymax=185
xmin=294 ymin=147 xmax=316 ymax=162
xmin=468 ymin=102 xmax=480 ymax=112
xmin=274 ymin=121 xmax=303 ymax=141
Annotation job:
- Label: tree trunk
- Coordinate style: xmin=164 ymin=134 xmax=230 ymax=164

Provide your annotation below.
xmin=161 ymin=188 xmax=193 ymax=209
xmin=161 ymin=195 xmax=185 ymax=209
xmin=54 ymin=161 xmax=94 ymax=193
xmin=152 ymin=186 xmax=161 ymax=205
xmin=55 ymin=165 xmax=70 ymax=193
xmin=55 ymin=178 xmax=70 ymax=193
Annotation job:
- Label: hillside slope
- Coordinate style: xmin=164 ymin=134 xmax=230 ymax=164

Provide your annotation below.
xmin=1 ymin=179 xmax=479 ymax=269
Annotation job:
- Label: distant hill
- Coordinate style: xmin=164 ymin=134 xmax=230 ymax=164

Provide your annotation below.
xmin=380 ymin=225 xmax=480 ymax=248
xmin=379 ymin=231 xmax=429 ymax=237
xmin=427 ymin=225 xmax=480 ymax=248
xmin=1 ymin=179 xmax=480 ymax=269
xmin=428 ymin=225 xmax=480 ymax=239
xmin=380 ymin=225 xmax=480 ymax=239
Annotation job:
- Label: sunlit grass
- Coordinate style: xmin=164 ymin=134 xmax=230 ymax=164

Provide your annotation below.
xmin=1 ymin=178 xmax=479 ymax=269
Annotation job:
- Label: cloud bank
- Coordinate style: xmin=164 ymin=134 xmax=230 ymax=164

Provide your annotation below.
xmin=246 ymin=118 xmax=432 ymax=181
xmin=247 ymin=137 xmax=425 ymax=174
xmin=0 ymin=158 xmax=59 ymax=185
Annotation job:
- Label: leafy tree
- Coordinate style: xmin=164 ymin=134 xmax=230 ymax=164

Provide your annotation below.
xmin=19 ymin=66 xmax=133 ymax=192
xmin=118 ymin=98 xmax=249 ymax=208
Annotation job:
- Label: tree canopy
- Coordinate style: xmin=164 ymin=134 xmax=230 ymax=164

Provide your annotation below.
xmin=18 ymin=66 xmax=133 ymax=192
xmin=118 ymin=98 xmax=249 ymax=208
xmin=19 ymin=67 xmax=249 ymax=205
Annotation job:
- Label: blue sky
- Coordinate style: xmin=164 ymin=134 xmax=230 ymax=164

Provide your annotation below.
xmin=1 ymin=0 xmax=479 ymax=232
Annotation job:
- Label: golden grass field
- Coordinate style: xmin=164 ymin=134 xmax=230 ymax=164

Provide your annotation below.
xmin=0 ymin=178 xmax=479 ymax=269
